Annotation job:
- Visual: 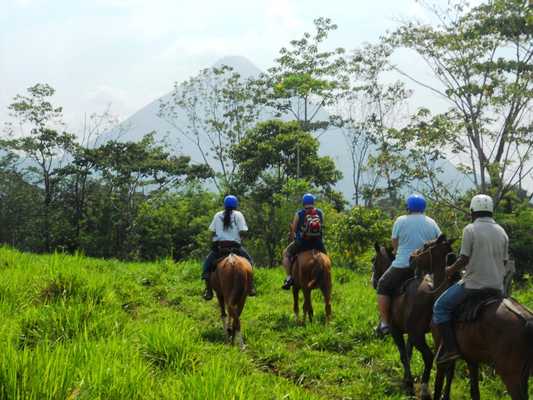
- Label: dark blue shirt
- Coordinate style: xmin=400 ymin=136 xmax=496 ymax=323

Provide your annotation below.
xmin=295 ymin=207 xmax=324 ymax=241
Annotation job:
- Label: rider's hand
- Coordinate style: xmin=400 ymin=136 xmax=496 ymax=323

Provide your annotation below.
xmin=445 ymin=266 xmax=455 ymax=280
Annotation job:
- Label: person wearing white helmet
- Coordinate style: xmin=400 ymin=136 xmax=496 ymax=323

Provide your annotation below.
xmin=433 ymin=194 xmax=509 ymax=364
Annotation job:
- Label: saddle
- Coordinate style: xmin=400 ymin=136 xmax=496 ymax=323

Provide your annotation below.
xmin=210 ymin=242 xmax=241 ymax=272
xmin=453 ymin=288 xmax=503 ymax=323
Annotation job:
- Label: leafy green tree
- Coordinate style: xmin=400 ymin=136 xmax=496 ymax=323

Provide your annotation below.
xmin=263 ymin=18 xmax=348 ymax=132
xmin=0 ymin=151 xmax=42 ymax=250
xmin=80 ymin=133 xmax=211 ymax=259
xmin=391 ymin=0 xmax=533 ymax=203
xmin=4 ymin=84 xmax=76 ymax=251
xmin=329 ymin=207 xmax=392 ymax=270
xmin=159 ymin=66 xmax=260 ymax=192
xmin=232 ymin=120 xmax=342 ymax=266
xmin=134 ymin=188 xmax=216 ymax=261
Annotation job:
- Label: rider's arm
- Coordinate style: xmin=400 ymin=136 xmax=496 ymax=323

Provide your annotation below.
xmin=290 ymin=214 xmax=299 ymax=237
xmin=391 ymin=238 xmax=399 ymax=255
xmin=446 ymin=255 xmax=469 ymax=278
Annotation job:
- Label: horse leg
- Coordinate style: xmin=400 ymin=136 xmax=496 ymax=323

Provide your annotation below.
xmin=434 ymin=363 xmax=446 ymax=400
xmin=216 ymin=292 xmax=227 ymax=331
xmin=501 ymin=372 xmax=528 ymax=400
xmin=234 ymin=301 xmax=246 ymax=350
xmin=467 ymin=362 xmax=480 ymax=400
xmin=411 ymin=335 xmax=434 ymax=400
xmin=292 ymin=286 xmax=300 ymax=323
xmin=320 ymin=279 xmax=332 ymax=324
xmin=391 ymin=328 xmax=414 ymax=394
xmin=441 ymin=362 xmax=456 ymax=400
xmin=303 ymin=288 xmax=313 ymax=323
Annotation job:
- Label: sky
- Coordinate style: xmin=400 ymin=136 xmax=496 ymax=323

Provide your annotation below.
xmin=0 ymin=0 xmax=458 ymax=132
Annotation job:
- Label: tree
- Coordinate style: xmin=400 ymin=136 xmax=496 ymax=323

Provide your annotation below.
xmin=391 ymin=0 xmax=533 ymax=203
xmin=0 ymin=150 xmax=42 ymax=249
xmin=4 ymin=84 xmax=76 ymax=251
xmin=76 ymin=133 xmax=211 ymax=258
xmin=232 ymin=120 xmax=342 ymax=266
xmin=334 ymin=43 xmax=413 ymax=206
xmin=263 ymin=18 xmax=348 ymax=132
xmin=159 ymin=66 xmax=260 ymax=192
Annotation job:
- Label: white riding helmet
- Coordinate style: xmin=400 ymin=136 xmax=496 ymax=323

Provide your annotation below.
xmin=470 ymin=194 xmax=494 ymax=213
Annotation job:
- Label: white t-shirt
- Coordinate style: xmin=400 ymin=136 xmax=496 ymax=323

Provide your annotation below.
xmin=209 ymin=210 xmax=248 ymax=243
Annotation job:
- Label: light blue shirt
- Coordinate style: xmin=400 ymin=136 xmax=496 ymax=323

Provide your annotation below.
xmin=391 ymin=214 xmax=441 ymax=268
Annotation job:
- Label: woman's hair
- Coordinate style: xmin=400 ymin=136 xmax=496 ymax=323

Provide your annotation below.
xmin=223 ymin=208 xmax=234 ymax=230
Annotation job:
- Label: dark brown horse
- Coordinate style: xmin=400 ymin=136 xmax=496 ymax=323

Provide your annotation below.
xmin=372 ymin=235 xmax=455 ymax=399
xmin=432 ymin=286 xmax=533 ymax=399
xmin=210 ymin=253 xmax=253 ymax=349
xmin=290 ymin=249 xmax=332 ymax=324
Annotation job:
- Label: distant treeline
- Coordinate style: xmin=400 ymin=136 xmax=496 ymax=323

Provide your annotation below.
xmin=1 ymin=0 xmax=532 ymax=274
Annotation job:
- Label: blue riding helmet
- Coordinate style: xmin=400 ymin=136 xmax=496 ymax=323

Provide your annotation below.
xmin=302 ymin=193 xmax=315 ymax=206
xmin=406 ymin=194 xmax=426 ymax=213
xmin=224 ymin=195 xmax=238 ymax=209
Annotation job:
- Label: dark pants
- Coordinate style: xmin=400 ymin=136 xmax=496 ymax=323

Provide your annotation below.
xmin=286 ymin=238 xmax=327 ymax=259
xmin=201 ymin=242 xmax=253 ymax=280
xmin=376 ymin=266 xmax=415 ymax=296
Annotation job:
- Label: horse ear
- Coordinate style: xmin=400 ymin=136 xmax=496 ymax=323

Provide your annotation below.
xmin=374 ymin=242 xmax=380 ymax=253
xmin=437 ymin=233 xmax=447 ymax=243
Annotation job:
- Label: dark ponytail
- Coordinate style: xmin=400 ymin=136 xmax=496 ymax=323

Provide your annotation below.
xmin=223 ymin=208 xmax=234 ymax=230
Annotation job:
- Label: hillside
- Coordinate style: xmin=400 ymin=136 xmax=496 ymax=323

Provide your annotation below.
xmin=0 ymin=247 xmax=531 ymax=399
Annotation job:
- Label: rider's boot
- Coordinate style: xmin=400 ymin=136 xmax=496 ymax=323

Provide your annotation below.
xmin=249 ymin=277 xmax=257 ymax=297
xmin=282 ymin=275 xmax=294 ymax=290
xmin=436 ymin=321 xmax=461 ymax=364
xmin=202 ymin=279 xmax=213 ymax=301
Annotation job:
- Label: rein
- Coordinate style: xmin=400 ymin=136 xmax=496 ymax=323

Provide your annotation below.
xmin=412 ymin=244 xmax=450 ymax=296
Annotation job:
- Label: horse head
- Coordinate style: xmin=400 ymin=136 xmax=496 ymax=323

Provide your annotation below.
xmin=410 ymin=234 xmax=456 ymax=281
xmin=372 ymin=242 xmax=394 ymax=289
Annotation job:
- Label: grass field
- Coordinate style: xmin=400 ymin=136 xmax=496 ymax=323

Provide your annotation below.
xmin=0 ymin=246 xmax=532 ymax=400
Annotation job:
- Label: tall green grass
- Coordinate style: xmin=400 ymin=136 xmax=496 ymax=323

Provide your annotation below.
xmin=0 ymin=246 xmax=530 ymax=399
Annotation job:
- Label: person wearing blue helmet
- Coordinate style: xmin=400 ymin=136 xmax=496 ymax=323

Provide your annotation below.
xmin=281 ymin=193 xmax=326 ymax=289
xmin=376 ymin=194 xmax=441 ymax=335
xmin=202 ymin=195 xmax=256 ymax=300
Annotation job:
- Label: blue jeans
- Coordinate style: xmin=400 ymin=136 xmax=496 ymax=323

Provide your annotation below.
xmin=433 ymin=282 xmax=467 ymax=324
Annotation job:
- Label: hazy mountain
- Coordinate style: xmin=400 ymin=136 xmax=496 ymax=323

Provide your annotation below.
xmin=105 ymin=56 xmax=471 ymax=201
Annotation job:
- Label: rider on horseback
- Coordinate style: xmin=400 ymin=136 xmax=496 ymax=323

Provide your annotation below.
xmin=281 ymin=193 xmax=327 ymax=290
xmin=376 ymin=194 xmax=442 ymax=335
xmin=433 ymin=194 xmax=509 ymax=364
xmin=202 ymin=195 xmax=256 ymax=300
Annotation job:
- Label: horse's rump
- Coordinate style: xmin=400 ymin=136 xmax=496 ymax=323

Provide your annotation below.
xmin=213 ymin=254 xmax=251 ymax=302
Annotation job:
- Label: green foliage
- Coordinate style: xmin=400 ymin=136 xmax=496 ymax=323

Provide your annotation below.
xmin=329 ymin=207 xmax=392 ymax=270
xmin=498 ymin=206 xmax=533 ymax=278
xmin=134 ymin=189 xmax=216 ymax=261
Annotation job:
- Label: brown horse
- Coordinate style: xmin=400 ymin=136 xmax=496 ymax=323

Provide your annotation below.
xmin=210 ymin=253 xmax=252 ymax=349
xmin=289 ymin=249 xmax=332 ymax=324
xmin=372 ymin=235 xmax=455 ymax=399
xmin=432 ymin=286 xmax=533 ymax=399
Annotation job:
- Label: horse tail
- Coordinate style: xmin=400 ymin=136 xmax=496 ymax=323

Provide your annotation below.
xmin=308 ymin=251 xmax=324 ymax=289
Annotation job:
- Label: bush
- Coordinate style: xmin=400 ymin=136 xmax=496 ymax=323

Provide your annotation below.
xmin=498 ymin=207 xmax=533 ymax=278
xmin=329 ymin=207 xmax=392 ymax=270
xmin=134 ymin=189 xmax=216 ymax=261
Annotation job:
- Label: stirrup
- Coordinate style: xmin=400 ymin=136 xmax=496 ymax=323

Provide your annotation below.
xmin=436 ymin=349 xmax=460 ymax=365
xmin=203 ymin=288 xmax=213 ymax=301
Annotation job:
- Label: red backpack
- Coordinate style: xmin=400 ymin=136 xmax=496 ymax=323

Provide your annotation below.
xmin=301 ymin=207 xmax=322 ymax=239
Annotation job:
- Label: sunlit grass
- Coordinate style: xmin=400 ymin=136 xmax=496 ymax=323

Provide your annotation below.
xmin=0 ymin=246 xmax=530 ymax=399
